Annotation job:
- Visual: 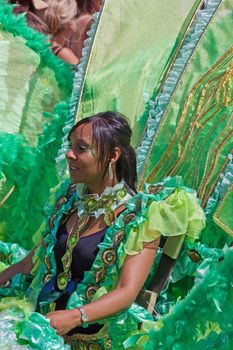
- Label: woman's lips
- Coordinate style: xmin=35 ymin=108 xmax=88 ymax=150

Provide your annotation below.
xmin=69 ymin=165 xmax=80 ymax=171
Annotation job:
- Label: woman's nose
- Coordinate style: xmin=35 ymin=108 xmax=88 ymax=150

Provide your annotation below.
xmin=66 ymin=148 xmax=77 ymax=160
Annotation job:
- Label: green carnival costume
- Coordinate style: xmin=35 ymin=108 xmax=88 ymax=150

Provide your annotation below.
xmin=0 ymin=176 xmax=205 ymax=349
xmin=0 ymin=0 xmax=232 ymax=349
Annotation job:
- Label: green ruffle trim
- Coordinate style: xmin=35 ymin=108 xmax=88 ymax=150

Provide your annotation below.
xmin=0 ymin=101 xmax=71 ymax=249
xmin=125 ymin=188 xmax=205 ymax=255
xmin=0 ymin=241 xmax=29 ymax=298
xmin=143 ymin=249 xmax=233 ymax=350
xmin=56 ymin=9 xmax=103 ymax=168
xmin=18 ymin=312 xmax=70 ymax=349
xmin=154 ymin=240 xmax=224 ymax=317
xmin=0 ymin=306 xmax=70 ymax=349
xmin=205 ymin=153 xmax=233 ymax=215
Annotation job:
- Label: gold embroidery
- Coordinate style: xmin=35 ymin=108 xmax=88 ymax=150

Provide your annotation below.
xmin=113 ymin=231 xmax=124 ymax=247
xmin=101 ymin=248 xmax=116 ymax=266
xmin=43 ymin=273 xmax=52 ymax=283
xmin=85 ymin=285 xmax=99 ymax=300
xmin=148 ymin=184 xmax=164 ymax=195
xmin=123 ymin=213 xmax=136 ymax=225
xmin=63 ymin=325 xmax=110 ymax=347
xmin=187 ymin=249 xmax=202 ymax=263
xmin=49 ymin=214 xmax=57 ymax=231
xmin=44 ymin=254 xmax=51 ymax=270
xmin=67 ymin=183 xmax=77 ymax=195
xmin=94 ymin=267 xmax=106 ymax=284
xmin=142 ymin=46 xmax=233 ymax=206
xmin=199 ymin=130 xmax=233 ymax=204
xmin=54 ymin=196 xmax=68 ymax=210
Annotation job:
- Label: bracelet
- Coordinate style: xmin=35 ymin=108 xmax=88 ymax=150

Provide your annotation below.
xmin=78 ymin=306 xmax=89 ymax=324
xmin=0 ymin=280 xmax=11 ymax=288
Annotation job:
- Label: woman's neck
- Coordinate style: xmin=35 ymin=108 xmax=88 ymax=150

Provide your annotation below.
xmin=87 ymin=177 xmax=119 ymax=195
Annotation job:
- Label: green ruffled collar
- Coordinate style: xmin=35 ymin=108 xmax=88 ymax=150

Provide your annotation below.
xmin=75 ymin=181 xmax=134 ymax=219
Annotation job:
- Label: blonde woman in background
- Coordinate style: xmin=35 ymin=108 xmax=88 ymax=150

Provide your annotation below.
xmin=12 ymin=0 xmax=80 ymax=64
xmin=40 ymin=0 xmax=80 ymax=64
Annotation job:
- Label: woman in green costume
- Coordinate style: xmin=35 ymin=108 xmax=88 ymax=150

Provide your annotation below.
xmin=0 ymin=111 xmax=205 ymax=349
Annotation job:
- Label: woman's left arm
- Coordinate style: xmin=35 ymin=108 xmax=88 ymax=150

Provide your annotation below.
xmin=46 ymin=239 xmax=159 ymax=336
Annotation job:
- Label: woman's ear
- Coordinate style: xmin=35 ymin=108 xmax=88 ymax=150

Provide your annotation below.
xmin=110 ymin=147 xmax=121 ymax=164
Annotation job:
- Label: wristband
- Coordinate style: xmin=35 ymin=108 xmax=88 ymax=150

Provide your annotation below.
xmin=78 ymin=306 xmax=89 ymax=324
xmin=0 ymin=280 xmax=11 ymax=288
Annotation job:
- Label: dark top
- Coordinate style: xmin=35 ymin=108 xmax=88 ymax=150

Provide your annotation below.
xmin=54 ymin=219 xmax=106 ymax=335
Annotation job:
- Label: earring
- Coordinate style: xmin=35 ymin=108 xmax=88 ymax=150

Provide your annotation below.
xmin=108 ymin=162 xmax=113 ymax=181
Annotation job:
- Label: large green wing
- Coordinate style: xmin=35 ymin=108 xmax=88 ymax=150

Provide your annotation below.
xmin=73 ymin=0 xmax=200 ymax=143
xmin=0 ymin=2 xmax=73 ymax=248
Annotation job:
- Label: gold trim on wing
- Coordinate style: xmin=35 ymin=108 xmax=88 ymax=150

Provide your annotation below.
xmin=143 ymin=46 xmax=233 ymax=207
xmin=136 ymin=0 xmax=205 ymax=152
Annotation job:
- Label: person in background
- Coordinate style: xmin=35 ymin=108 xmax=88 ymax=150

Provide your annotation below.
xmin=66 ymin=0 xmax=104 ymax=60
xmin=42 ymin=0 xmax=80 ymax=64
xmin=11 ymin=0 xmax=80 ymax=64
xmin=11 ymin=0 xmax=50 ymax=34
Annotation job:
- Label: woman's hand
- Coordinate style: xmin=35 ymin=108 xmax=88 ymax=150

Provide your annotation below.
xmin=46 ymin=309 xmax=81 ymax=336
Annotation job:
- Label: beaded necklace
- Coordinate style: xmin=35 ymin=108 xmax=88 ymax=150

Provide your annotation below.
xmin=57 ymin=182 xmax=132 ymax=291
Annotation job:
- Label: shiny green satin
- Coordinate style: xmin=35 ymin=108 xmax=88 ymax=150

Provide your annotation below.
xmin=140 ymin=0 xmax=233 ymax=206
xmin=75 ymin=0 xmax=199 ymax=137
xmin=214 ymin=185 xmax=233 ymax=237
xmin=0 ymin=30 xmax=67 ymax=147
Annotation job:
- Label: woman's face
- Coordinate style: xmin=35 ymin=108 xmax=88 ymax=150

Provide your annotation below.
xmin=66 ymin=123 xmax=104 ymax=186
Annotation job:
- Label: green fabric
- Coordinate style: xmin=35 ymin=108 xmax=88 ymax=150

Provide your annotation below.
xmin=213 ymin=184 xmax=233 ymax=238
xmin=19 ymin=312 xmax=70 ymax=349
xmin=135 ymin=0 xmax=223 ymax=179
xmin=0 ymin=2 xmax=73 ymax=249
xmin=25 ymin=176 xmax=204 ymax=347
xmin=0 ymin=241 xmax=29 ymax=298
xmin=0 ymin=30 xmax=65 ymax=146
xmin=0 ymin=305 xmax=70 ymax=349
xmin=125 ymin=188 xmax=205 ymax=255
xmin=75 ymin=0 xmax=199 ymax=138
xmin=0 ymin=177 xmax=203 ymax=349
xmin=0 ymin=0 xmax=73 ymax=91
xmin=139 ymin=0 xmax=233 ymax=206
xmin=0 ymin=31 xmax=39 ymax=136
xmin=0 ymin=1 xmax=232 ymax=349
xmin=144 ymin=249 xmax=233 ymax=350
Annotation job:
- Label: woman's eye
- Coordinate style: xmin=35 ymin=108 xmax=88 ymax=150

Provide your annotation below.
xmin=78 ymin=145 xmax=87 ymax=151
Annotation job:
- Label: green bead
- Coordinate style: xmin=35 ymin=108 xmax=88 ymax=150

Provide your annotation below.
xmin=86 ymin=198 xmax=97 ymax=210
xmin=116 ymin=188 xmax=127 ymax=199
xmin=57 ymin=272 xmax=69 ymax=290
xmin=60 ymin=277 xmax=66 ymax=285
xmin=70 ymin=235 xmax=77 ymax=244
